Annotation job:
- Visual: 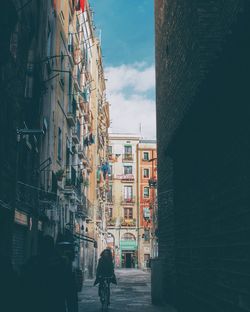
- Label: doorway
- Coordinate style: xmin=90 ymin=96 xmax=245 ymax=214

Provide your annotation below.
xmin=122 ymin=251 xmax=135 ymax=268
xmin=125 ymin=253 xmax=132 ymax=268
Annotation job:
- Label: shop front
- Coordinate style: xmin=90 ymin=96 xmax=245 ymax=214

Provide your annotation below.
xmin=120 ymin=234 xmax=137 ymax=268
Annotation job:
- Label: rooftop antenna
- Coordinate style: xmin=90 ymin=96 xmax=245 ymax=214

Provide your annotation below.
xmin=139 ymin=123 xmax=142 ymax=138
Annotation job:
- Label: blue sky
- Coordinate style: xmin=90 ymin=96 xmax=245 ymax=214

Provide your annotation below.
xmin=89 ymin=0 xmax=156 ymax=138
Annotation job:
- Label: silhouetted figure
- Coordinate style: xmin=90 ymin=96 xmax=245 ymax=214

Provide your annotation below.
xmin=20 ymin=235 xmax=78 ymax=312
xmin=56 ymin=239 xmax=79 ymax=312
xmin=94 ymin=248 xmax=117 ymax=305
xmin=94 ymin=249 xmax=117 ymax=285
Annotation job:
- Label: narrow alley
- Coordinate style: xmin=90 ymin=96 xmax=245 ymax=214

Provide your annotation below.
xmin=1 ymin=1 xmax=250 ymax=311
xmin=79 ymin=269 xmax=175 ymax=312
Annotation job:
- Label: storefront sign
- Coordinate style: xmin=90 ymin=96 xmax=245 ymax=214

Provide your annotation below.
xmin=14 ymin=210 xmax=28 ymax=226
xmin=120 ymin=240 xmax=137 ymax=250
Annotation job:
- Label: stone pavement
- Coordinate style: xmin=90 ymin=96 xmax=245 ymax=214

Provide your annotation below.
xmin=78 ymin=269 xmax=176 ymax=312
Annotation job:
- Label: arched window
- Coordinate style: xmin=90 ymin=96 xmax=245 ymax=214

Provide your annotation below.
xmin=122 ymin=233 xmax=136 ymax=241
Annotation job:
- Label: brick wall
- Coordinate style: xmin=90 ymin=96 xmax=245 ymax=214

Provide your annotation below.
xmin=155 ymin=1 xmax=250 ymax=311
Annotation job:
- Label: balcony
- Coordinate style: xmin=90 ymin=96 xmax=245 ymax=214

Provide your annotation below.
xmin=148 ymin=177 xmax=157 ymax=188
xmin=74 ymin=66 xmax=82 ymax=92
xmin=64 ymin=166 xmax=76 ymax=191
xmin=122 ymin=154 xmax=133 ymax=162
xmin=79 ymin=98 xmax=89 ymax=113
xmin=121 ymin=196 xmax=136 ymax=205
xmin=79 ymin=89 xmax=89 ymax=110
xmin=76 ymin=195 xmax=88 ymax=218
xmin=64 ymin=166 xmax=82 ymax=199
xmin=72 ymin=120 xmax=81 ymax=144
xmin=67 ymin=98 xmax=77 ymax=127
xmin=121 ymin=174 xmax=134 ymax=182
xmin=107 ymin=218 xmax=116 ymax=227
xmin=67 ymin=112 xmax=76 ymax=127
xmin=121 ymin=218 xmax=136 ymax=227
xmin=78 ymin=145 xmax=86 ymax=159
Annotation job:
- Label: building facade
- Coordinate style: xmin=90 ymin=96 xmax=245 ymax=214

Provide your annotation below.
xmin=0 ymin=0 xmax=53 ymax=270
xmin=137 ymin=140 xmax=157 ymax=269
xmin=0 ymin=0 xmax=110 ymax=281
xmin=155 ymin=0 xmax=250 ymax=310
xmin=107 ymin=134 xmax=140 ymax=268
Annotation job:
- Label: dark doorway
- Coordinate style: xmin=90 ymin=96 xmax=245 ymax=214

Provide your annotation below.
xmin=125 ymin=253 xmax=132 ymax=268
xmin=122 ymin=251 xmax=135 ymax=268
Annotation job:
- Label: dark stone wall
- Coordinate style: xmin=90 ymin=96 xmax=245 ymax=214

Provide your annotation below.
xmin=155 ymin=0 xmax=250 ymax=311
xmin=0 ymin=0 xmax=49 ymax=261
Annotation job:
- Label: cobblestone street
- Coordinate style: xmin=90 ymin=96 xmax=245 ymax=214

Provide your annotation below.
xmin=79 ymin=269 xmax=176 ymax=312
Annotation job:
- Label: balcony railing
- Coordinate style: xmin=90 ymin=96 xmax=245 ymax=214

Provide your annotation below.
xmin=78 ymin=144 xmax=86 ymax=160
xmin=72 ymin=120 xmax=80 ymax=144
xmin=122 ymin=154 xmax=133 ymax=162
xmin=148 ymin=177 xmax=157 ymax=188
xmin=121 ymin=218 xmax=136 ymax=227
xmin=64 ymin=166 xmax=82 ymax=199
xmin=67 ymin=98 xmax=77 ymax=127
xmin=121 ymin=174 xmax=134 ymax=182
xmin=121 ymin=196 xmax=136 ymax=205
xmin=65 ymin=166 xmax=76 ymax=187
xmin=107 ymin=218 xmax=116 ymax=227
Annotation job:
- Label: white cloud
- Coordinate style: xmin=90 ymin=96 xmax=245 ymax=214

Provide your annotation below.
xmin=105 ymin=63 xmax=156 ymax=139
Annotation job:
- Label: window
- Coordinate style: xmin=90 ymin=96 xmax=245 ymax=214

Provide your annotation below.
xmin=107 ymin=185 xmax=112 ymax=202
xmin=66 ymin=138 xmax=70 ymax=165
xmin=124 ymin=186 xmax=133 ymax=200
xmin=143 ymin=168 xmax=149 ymax=178
xmin=144 ymin=230 xmax=150 ymax=242
xmin=143 ymin=152 xmax=149 ymax=161
xmin=109 ymin=165 xmax=113 ymax=176
xmin=124 ymin=166 xmax=132 ymax=175
xmin=58 ymin=127 xmax=62 ymax=161
xmin=68 ymin=31 xmax=73 ymax=53
xmin=108 ymin=146 xmax=112 ymax=155
xmin=124 ymin=145 xmax=132 ymax=155
xmin=108 ymin=207 xmax=113 ymax=218
xmin=124 ymin=208 xmax=133 ymax=219
xmin=143 ymin=207 xmax=150 ymax=220
xmin=144 ymin=187 xmax=150 ymax=198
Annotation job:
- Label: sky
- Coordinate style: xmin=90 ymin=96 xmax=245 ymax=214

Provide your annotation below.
xmin=89 ymin=0 xmax=156 ymax=139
